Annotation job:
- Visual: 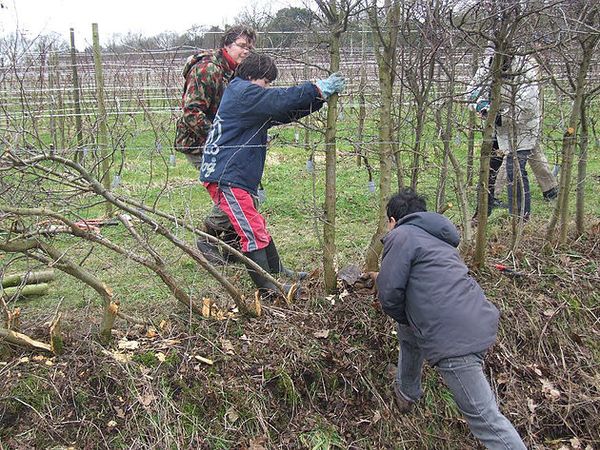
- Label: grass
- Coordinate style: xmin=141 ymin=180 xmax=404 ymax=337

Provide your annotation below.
xmin=1 ymin=101 xmax=599 ymax=448
xmin=299 ymin=425 xmax=345 ymax=449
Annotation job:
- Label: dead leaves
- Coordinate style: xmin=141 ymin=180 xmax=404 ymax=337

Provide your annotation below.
xmin=553 ymin=437 xmax=593 ymax=450
xmin=117 ymin=338 xmax=140 ymax=350
xmin=106 ymin=334 xmax=180 ymax=365
xmin=137 ymin=392 xmax=156 ymax=407
xmin=202 ymin=297 xmax=237 ymax=320
xmin=541 ymin=378 xmax=561 ymax=401
xmin=225 ymin=406 xmax=239 ymax=425
xmin=221 ymin=339 xmax=235 ymax=355
xmin=313 ymin=329 xmax=330 ymax=339
xmin=247 ymin=436 xmax=268 ymax=450
xmin=102 ymin=349 xmax=131 ymax=364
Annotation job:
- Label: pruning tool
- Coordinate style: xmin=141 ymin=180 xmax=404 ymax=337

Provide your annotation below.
xmin=494 ymin=264 xmax=525 ymax=277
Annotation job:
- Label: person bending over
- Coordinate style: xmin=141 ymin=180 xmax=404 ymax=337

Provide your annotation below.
xmin=372 ymin=188 xmax=526 ymax=449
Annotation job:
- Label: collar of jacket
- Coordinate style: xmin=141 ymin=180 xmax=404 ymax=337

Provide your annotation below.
xmin=220 ymin=48 xmax=238 ymax=72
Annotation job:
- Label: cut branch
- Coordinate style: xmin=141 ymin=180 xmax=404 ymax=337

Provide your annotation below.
xmin=1 ymin=269 xmax=55 ymax=288
xmin=1 ymin=283 xmax=50 ymax=299
xmin=0 ymin=327 xmax=52 ymax=353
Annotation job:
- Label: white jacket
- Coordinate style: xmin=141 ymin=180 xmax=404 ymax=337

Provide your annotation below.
xmin=469 ymin=54 xmax=541 ymax=153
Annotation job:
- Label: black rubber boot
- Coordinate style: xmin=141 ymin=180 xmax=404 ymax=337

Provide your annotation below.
xmin=244 ymin=247 xmax=297 ymax=298
xmin=220 ymin=229 xmax=243 ymax=264
xmin=264 ymin=239 xmax=307 ymax=281
xmin=197 ymin=221 xmax=242 ymax=266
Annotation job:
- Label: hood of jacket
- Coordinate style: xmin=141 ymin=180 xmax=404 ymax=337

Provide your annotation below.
xmin=181 ymin=49 xmax=235 ymax=80
xmin=396 ymin=212 xmax=460 ymax=248
xmin=182 ymin=51 xmax=211 ymax=79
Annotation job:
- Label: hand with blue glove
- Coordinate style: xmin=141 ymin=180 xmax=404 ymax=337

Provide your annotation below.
xmin=315 ymin=72 xmax=346 ymax=100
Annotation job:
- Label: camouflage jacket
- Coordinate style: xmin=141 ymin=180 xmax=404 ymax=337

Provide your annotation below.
xmin=174 ymin=49 xmax=236 ymax=155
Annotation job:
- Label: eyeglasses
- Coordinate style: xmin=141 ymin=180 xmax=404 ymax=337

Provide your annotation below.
xmin=232 ymin=41 xmax=254 ymax=51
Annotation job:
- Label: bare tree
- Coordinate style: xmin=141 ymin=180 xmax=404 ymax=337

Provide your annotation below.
xmin=363 ymin=0 xmax=401 ymax=271
xmin=453 ymin=1 xmax=550 ymax=267
xmin=543 ymin=2 xmax=599 ymax=244
xmin=313 ymin=0 xmax=362 ymax=293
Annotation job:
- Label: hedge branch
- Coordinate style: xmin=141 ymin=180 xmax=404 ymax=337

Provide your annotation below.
xmin=115 ymin=196 xmax=286 ymax=296
xmin=1 ymin=269 xmax=55 ymax=288
xmin=0 ymin=327 xmax=52 ymax=352
xmin=1 ymin=206 xmax=208 ymax=318
xmin=0 ymin=238 xmax=118 ymax=344
xmin=5 ymin=152 xmax=252 ymax=311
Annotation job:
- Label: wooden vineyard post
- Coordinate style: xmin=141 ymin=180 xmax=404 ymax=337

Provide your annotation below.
xmin=92 ymin=23 xmax=113 ymax=217
xmin=70 ymin=28 xmax=84 ymax=162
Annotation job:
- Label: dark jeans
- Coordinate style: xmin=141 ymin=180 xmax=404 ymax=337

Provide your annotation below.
xmin=506 ymin=149 xmax=532 ymax=218
xmin=395 ymin=326 xmax=526 ymax=449
xmin=474 ymin=132 xmax=503 ymax=218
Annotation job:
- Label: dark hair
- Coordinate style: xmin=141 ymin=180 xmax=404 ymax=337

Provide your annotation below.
xmin=235 ymin=53 xmax=278 ymax=83
xmin=220 ymin=25 xmax=257 ymax=48
xmin=386 ymin=188 xmax=427 ymax=221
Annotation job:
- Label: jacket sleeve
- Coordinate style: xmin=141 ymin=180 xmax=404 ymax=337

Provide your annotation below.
xmin=239 ymin=82 xmax=323 ymax=126
xmin=466 ymin=66 xmax=490 ymax=102
xmin=376 ymin=228 xmax=414 ymax=325
xmin=515 ymin=57 xmax=540 ymax=116
xmin=181 ymin=63 xmax=218 ymax=146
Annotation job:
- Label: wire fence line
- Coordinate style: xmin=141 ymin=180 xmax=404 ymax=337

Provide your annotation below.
xmin=1 ymin=39 xmax=598 ymax=208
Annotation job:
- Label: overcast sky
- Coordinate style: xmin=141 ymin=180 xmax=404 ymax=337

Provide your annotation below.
xmin=0 ymin=0 xmax=300 ymax=49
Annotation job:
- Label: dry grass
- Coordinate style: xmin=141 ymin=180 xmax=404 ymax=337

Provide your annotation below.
xmin=1 ymin=221 xmax=599 ymax=449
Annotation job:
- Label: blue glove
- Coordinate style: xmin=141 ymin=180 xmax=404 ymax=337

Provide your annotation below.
xmin=475 ymin=99 xmax=490 ymax=114
xmin=315 ymin=72 xmax=346 ymax=100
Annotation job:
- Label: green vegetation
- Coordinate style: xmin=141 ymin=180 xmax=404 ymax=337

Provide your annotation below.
xmin=1 ymin=69 xmax=599 ymax=450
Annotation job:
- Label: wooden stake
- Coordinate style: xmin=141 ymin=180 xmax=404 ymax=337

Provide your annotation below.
xmin=92 ymin=23 xmax=113 ymax=217
xmin=70 ymin=28 xmax=84 ymax=161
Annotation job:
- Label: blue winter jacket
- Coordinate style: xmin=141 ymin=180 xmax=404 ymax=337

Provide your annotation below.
xmin=377 ymin=212 xmax=500 ymax=365
xmin=200 ymin=78 xmax=324 ymax=195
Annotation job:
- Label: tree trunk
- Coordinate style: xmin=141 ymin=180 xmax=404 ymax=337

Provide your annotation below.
xmin=575 ymin=97 xmax=588 ymax=237
xmin=410 ymin=103 xmax=424 ymax=189
xmin=466 ymin=110 xmax=476 ymax=187
xmin=364 ymin=0 xmax=400 ymax=272
xmin=323 ymin=29 xmax=342 ymax=294
xmin=466 ymin=48 xmax=481 ymax=187
xmin=472 ymin=44 xmax=507 ymax=268
xmin=92 ymin=23 xmax=113 ymax=217
xmin=546 ymin=37 xmax=597 ymax=244
xmin=395 ymin=47 xmax=406 ymax=190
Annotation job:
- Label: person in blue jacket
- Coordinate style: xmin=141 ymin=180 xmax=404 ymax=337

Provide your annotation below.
xmin=372 ymin=188 xmax=526 ymax=449
xmin=200 ymin=52 xmax=345 ymax=295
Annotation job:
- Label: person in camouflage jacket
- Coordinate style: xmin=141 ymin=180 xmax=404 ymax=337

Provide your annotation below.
xmin=174 ymin=26 xmax=256 ymax=264
xmin=175 ymin=25 xmax=256 ymax=168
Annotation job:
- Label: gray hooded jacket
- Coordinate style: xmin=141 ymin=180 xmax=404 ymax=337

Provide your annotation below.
xmin=377 ymin=212 xmax=500 ymax=365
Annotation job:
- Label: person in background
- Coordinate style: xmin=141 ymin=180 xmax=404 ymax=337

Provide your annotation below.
xmin=200 ymin=53 xmax=345 ymax=296
xmin=468 ymin=49 xmax=558 ymax=221
xmin=368 ymin=188 xmax=526 ymax=449
xmin=174 ymin=25 xmax=256 ymax=263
